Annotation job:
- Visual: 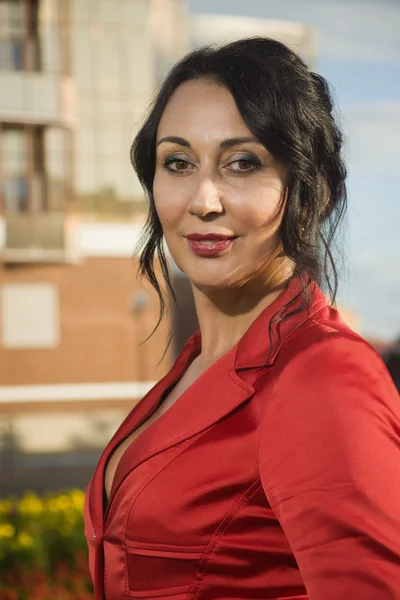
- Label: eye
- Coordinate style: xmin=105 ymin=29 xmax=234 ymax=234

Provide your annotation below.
xmin=163 ymin=156 xmax=194 ymax=175
xmin=226 ymin=155 xmax=262 ymax=174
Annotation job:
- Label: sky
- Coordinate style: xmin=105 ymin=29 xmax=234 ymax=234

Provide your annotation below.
xmin=188 ymin=0 xmax=400 ymax=341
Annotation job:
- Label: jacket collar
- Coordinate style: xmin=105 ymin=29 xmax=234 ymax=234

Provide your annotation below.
xmin=187 ymin=275 xmax=328 ymax=371
xmin=235 ymin=276 xmax=328 ymax=369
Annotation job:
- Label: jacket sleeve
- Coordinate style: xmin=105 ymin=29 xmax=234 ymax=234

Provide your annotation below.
xmin=258 ymin=333 xmax=400 ymax=599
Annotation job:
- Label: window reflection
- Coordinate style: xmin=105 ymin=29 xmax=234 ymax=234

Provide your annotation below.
xmin=0 ymin=0 xmax=24 ymax=70
xmin=3 ymin=177 xmax=28 ymax=212
xmin=2 ymin=127 xmax=28 ymax=211
xmin=1 ymin=125 xmax=70 ymax=213
xmin=0 ymin=0 xmax=42 ymax=71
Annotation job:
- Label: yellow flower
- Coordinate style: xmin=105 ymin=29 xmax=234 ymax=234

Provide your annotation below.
xmin=46 ymin=498 xmax=60 ymax=513
xmin=0 ymin=499 xmax=13 ymax=515
xmin=56 ymin=495 xmax=72 ymax=512
xmin=0 ymin=523 xmax=15 ymax=539
xmin=70 ymin=489 xmax=85 ymax=512
xmin=15 ymin=530 xmax=34 ymax=549
xmin=18 ymin=492 xmax=43 ymax=516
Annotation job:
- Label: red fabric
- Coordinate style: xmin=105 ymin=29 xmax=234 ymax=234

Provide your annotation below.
xmin=84 ymin=278 xmax=400 ymax=599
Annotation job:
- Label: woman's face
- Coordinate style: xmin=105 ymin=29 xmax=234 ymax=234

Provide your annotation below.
xmin=154 ymin=78 xmax=289 ymax=291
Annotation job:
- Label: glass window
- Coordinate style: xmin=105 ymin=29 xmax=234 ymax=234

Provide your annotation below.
xmin=0 ymin=0 xmax=41 ymax=71
xmin=2 ymin=126 xmax=28 ymax=211
xmin=3 ymin=176 xmax=28 ymax=211
xmin=2 ymin=127 xmax=27 ymax=174
xmin=0 ymin=0 xmax=24 ymax=70
xmin=0 ymin=1 xmax=23 ymax=37
xmin=1 ymin=125 xmax=50 ymax=213
xmin=0 ymin=0 xmax=42 ymax=71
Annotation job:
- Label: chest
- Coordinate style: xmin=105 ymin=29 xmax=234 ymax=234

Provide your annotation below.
xmin=103 ymin=388 xmax=176 ymax=498
xmin=104 ymin=366 xmax=205 ymax=499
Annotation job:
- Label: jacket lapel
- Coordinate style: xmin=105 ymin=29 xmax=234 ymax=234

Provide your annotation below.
xmin=235 ymin=277 xmax=328 ymax=370
xmin=106 ymin=342 xmax=256 ymax=513
xmin=92 ymin=276 xmax=329 ymax=531
xmin=89 ymin=332 xmax=201 ymax=535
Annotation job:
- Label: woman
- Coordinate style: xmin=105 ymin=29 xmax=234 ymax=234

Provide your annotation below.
xmin=84 ymin=38 xmax=400 ymax=599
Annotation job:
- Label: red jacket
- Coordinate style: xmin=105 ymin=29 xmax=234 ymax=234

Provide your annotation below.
xmin=84 ymin=279 xmax=400 ymax=599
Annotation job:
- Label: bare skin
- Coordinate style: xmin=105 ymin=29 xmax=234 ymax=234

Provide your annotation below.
xmin=104 ymin=362 xmax=206 ymax=499
xmin=104 ymin=78 xmax=293 ymax=499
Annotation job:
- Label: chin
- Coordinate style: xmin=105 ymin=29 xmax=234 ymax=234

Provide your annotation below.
xmin=180 ymin=264 xmax=245 ymax=290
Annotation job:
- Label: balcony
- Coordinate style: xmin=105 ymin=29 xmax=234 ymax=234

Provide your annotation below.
xmin=0 ymin=72 xmax=76 ymax=128
xmin=2 ymin=212 xmax=80 ymax=263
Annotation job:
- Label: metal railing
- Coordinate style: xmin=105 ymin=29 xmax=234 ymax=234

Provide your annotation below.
xmin=3 ymin=211 xmax=68 ymax=262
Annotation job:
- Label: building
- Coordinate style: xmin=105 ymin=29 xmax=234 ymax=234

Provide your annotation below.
xmin=190 ymin=14 xmax=316 ymax=66
xmin=0 ymin=0 xmax=171 ymax=495
xmin=0 ymin=0 xmax=319 ymax=495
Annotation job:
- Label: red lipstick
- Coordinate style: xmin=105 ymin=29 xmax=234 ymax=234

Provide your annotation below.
xmin=185 ymin=233 xmax=236 ymax=257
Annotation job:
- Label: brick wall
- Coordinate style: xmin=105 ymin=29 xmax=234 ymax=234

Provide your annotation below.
xmin=0 ymin=257 xmax=172 ymax=386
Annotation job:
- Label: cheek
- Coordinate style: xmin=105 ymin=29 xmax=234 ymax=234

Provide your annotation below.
xmin=153 ymin=176 xmax=184 ymax=229
xmin=233 ymin=187 xmax=285 ymax=234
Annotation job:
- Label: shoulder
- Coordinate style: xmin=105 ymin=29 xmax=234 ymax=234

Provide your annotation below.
xmin=269 ymin=304 xmax=395 ymax=396
xmin=252 ymin=305 xmax=399 ymax=444
xmin=257 ymin=306 xmax=400 ymax=505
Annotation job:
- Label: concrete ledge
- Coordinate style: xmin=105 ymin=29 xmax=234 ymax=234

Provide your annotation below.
xmin=0 ymin=381 xmax=157 ymax=403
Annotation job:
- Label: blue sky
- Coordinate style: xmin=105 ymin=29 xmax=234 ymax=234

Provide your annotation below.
xmin=188 ymin=0 xmax=400 ymax=341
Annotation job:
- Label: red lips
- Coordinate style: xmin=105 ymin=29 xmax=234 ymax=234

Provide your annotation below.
xmin=185 ymin=233 xmax=236 ymax=257
xmin=186 ymin=233 xmax=234 ymax=241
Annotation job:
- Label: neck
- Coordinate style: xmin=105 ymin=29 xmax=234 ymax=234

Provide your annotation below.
xmin=191 ymin=264 xmax=293 ymax=367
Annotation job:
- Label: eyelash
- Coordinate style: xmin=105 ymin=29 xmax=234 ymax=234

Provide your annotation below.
xmin=162 ymin=155 xmax=262 ymax=176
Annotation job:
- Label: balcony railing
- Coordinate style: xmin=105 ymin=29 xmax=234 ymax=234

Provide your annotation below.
xmin=3 ymin=212 xmax=79 ymax=263
xmin=0 ymin=72 xmax=76 ymax=127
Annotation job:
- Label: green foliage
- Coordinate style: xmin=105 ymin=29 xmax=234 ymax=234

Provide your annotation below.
xmin=0 ymin=490 xmax=92 ymax=600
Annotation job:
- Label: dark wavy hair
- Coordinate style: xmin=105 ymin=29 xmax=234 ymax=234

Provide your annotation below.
xmin=131 ymin=37 xmax=347 ymax=336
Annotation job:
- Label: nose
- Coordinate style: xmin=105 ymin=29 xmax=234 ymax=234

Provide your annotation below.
xmin=188 ymin=175 xmax=224 ymax=218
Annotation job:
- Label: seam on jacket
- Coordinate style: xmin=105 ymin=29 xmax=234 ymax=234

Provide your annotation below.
xmin=125 ymin=540 xmax=205 ymax=549
xmin=128 ymin=581 xmax=192 ymax=593
xmin=188 ymin=479 xmax=263 ymax=600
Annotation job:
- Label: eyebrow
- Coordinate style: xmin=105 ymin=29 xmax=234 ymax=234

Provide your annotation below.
xmin=156 ymin=136 xmax=261 ymax=148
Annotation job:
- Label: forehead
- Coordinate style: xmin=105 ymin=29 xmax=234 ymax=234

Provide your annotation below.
xmin=156 ymin=78 xmax=252 ymax=142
